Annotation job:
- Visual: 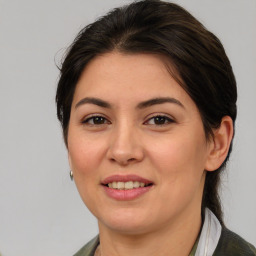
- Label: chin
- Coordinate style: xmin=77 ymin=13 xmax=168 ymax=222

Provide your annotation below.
xmin=97 ymin=209 xmax=155 ymax=235
xmin=102 ymin=221 xmax=152 ymax=235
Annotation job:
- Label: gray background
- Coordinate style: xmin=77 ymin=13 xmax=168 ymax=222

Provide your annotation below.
xmin=0 ymin=0 xmax=255 ymax=255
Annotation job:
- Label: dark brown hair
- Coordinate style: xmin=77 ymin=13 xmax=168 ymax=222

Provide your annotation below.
xmin=56 ymin=0 xmax=237 ymax=225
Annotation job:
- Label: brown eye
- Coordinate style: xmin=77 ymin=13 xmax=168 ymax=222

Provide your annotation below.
xmin=83 ymin=116 xmax=109 ymax=125
xmin=145 ymin=115 xmax=174 ymax=125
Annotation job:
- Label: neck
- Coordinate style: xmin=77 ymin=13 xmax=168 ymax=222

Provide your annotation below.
xmin=97 ymin=207 xmax=201 ymax=256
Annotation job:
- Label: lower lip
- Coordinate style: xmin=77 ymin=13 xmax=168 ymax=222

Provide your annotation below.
xmin=102 ymin=186 xmax=153 ymax=201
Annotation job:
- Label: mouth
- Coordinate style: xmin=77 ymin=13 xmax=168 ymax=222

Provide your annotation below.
xmin=101 ymin=174 xmax=154 ymax=200
xmin=103 ymin=181 xmax=153 ymax=190
xmin=101 ymin=174 xmax=154 ymax=189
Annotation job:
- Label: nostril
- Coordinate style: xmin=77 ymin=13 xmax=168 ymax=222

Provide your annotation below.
xmin=110 ymin=157 xmax=136 ymax=165
xmin=128 ymin=158 xmax=136 ymax=162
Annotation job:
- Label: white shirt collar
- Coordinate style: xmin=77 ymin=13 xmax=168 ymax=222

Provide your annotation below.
xmin=195 ymin=208 xmax=222 ymax=256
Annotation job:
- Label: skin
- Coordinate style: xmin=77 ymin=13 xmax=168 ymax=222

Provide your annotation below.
xmin=68 ymin=52 xmax=233 ymax=256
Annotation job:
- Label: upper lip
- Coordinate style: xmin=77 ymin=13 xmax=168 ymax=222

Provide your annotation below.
xmin=101 ymin=174 xmax=153 ymax=185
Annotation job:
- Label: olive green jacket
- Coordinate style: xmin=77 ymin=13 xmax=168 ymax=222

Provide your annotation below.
xmin=74 ymin=227 xmax=256 ymax=256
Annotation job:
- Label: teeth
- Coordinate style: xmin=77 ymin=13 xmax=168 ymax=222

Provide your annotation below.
xmin=125 ymin=181 xmax=133 ymax=189
xmin=117 ymin=181 xmax=124 ymax=189
xmin=107 ymin=181 xmax=148 ymax=190
xmin=112 ymin=181 xmax=117 ymax=189
xmin=133 ymin=181 xmax=140 ymax=188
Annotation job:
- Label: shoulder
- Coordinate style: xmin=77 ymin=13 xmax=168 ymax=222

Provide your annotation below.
xmin=213 ymin=227 xmax=256 ymax=256
xmin=73 ymin=236 xmax=99 ymax=256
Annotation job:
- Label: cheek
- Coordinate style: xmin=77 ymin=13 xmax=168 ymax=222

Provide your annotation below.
xmin=68 ymin=132 xmax=105 ymax=176
xmin=148 ymin=135 xmax=207 ymax=211
xmin=68 ymin=134 xmax=106 ymax=214
xmin=147 ymin=132 xmax=207 ymax=182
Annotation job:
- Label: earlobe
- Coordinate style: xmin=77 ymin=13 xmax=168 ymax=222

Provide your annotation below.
xmin=205 ymin=116 xmax=234 ymax=172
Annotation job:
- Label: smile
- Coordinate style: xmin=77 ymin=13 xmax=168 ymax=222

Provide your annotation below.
xmin=101 ymin=175 xmax=154 ymax=200
xmin=107 ymin=181 xmax=151 ymax=190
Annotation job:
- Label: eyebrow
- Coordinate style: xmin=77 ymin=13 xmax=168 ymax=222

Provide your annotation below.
xmin=136 ymin=97 xmax=184 ymax=109
xmin=75 ymin=97 xmax=111 ymax=109
xmin=75 ymin=97 xmax=184 ymax=109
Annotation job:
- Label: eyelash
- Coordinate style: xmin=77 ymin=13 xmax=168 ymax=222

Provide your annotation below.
xmin=81 ymin=114 xmax=174 ymax=126
xmin=144 ymin=115 xmax=174 ymax=125
xmin=81 ymin=115 xmax=110 ymax=125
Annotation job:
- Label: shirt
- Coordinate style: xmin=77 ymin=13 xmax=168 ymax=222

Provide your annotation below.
xmin=73 ymin=209 xmax=256 ymax=256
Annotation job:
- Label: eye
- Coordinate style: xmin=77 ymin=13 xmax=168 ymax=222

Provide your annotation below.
xmin=145 ymin=115 xmax=174 ymax=125
xmin=82 ymin=115 xmax=110 ymax=125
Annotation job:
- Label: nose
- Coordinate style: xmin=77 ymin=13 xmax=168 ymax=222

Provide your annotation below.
xmin=106 ymin=124 xmax=144 ymax=166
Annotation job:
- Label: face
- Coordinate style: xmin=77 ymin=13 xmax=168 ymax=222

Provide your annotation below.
xmin=68 ymin=52 xmax=212 ymax=235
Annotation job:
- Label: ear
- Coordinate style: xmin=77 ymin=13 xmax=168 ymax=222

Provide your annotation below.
xmin=205 ymin=116 xmax=234 ymax=171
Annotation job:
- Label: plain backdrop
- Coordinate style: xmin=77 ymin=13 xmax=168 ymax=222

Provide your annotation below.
xmin=0 ymin=0 xmax=255 ymax=255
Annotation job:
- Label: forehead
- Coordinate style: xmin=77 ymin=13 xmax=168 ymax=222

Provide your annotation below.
xmin=72 ymin=52 xmax=193 ymax=109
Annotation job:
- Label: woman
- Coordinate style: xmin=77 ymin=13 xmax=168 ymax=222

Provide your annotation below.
xmin=56 ymin=0 xmax=256 ymax=255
